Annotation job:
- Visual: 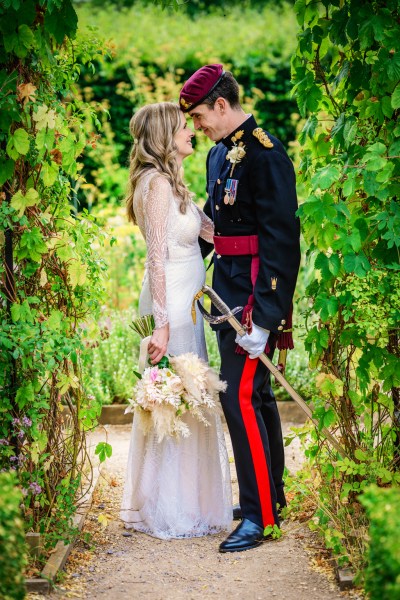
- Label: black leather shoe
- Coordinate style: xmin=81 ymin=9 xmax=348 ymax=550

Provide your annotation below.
xmin=219 ymin=518 xmax=274 ymax=553
xmin=232 ymin=503 xmax=242 ymax=520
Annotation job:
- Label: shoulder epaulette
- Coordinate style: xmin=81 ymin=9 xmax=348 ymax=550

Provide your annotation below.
xmin=252 ymin=128 xmax=274 ymax=148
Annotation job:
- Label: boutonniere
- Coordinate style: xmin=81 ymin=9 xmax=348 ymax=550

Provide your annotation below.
xmin=226 ymin=130 xmax=246 ymax=177
xmin=226 ymin=145 xmax=246 ymax=164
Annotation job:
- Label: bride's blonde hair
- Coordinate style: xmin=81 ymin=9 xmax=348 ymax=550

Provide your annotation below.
xmin=125 ymin=102 xmax=193 ymax=224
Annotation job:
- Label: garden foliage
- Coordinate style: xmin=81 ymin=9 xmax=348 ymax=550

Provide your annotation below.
xmin=74 ymin=1 xmax=299 ymax=208
xmin=291 ymin=0 xmax=400 ymax=571
xmin=360 ymin=485 xmax=400 ymax=600
xmin=0 ymin=472 xmax=26 ymax=600
xmin=0 ymin=0 xmax=109 ymax=551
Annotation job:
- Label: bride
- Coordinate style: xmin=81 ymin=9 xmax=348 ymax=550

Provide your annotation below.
xmin=120 ymin=102 xmax=232 ymax=539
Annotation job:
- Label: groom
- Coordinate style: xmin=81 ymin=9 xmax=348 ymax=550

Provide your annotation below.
xmin=179 ymin=65 xmax=300 ymax=552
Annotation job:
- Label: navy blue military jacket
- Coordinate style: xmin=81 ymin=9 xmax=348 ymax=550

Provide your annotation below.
xmin=200 ymin=114 xmax=301 ymax=335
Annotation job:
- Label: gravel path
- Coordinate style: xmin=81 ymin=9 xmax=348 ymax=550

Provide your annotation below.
xmin=36 ymin=420 xmax=361 ymax=600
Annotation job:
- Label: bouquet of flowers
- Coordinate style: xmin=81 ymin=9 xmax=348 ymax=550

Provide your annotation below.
xmin=127 ymin=315 xmax=227 ymax=442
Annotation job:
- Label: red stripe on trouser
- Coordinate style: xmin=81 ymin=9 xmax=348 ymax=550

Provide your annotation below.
xmin=239 ymin=356 xmax=275 ymax=527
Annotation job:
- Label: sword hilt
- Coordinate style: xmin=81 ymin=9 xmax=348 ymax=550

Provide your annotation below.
xmin=202 ymin=284 xmax=234 ymax=317
xmin=201 ymin=285 xmax=247 ymax=336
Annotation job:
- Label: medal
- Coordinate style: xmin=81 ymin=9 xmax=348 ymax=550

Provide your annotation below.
xmin=224 ymin=178 xmax=238 ymax=205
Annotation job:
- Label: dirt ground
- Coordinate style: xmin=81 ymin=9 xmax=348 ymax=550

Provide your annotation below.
xmin=28 ymin=421 xmax=362 ymax=600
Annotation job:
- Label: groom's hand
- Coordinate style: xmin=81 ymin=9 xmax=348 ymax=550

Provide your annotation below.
xmin=148 ymin=323 xmax=169 ymax=364
xmin=235 ymin=322 xmax=269 ymax=359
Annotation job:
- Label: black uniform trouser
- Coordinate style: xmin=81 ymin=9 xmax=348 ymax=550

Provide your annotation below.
xmin=217 ymin=328 xmax=286 ymax=529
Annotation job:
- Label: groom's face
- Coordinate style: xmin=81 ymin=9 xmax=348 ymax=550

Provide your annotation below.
xmin=189 ymin=103 xmax=225 ymax=142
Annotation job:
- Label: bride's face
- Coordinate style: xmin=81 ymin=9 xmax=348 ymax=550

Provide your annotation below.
xmin=174 ymin=112 xmax=194 ymax=163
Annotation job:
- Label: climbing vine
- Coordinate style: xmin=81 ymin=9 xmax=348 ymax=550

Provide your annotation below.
xmin=291 ymin=0 xmax=400 ymax=572
xmin=0 ymin=0 xmax=110 ymax=549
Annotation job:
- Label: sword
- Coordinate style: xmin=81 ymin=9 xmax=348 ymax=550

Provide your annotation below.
xmin=194 ymin=284 xmax=345 ymax=457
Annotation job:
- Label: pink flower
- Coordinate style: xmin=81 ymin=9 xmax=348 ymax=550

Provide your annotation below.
xmin=150 ymin=368 xmax=159 ymax=383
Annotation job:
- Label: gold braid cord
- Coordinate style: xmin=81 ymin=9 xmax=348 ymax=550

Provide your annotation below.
xmin=191 ymin=290 xmax=204 ymax=324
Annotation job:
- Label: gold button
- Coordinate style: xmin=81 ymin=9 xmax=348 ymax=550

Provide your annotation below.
xmin=217 ymin=178 xmax=221 ymax=184
xmin=281 ymin=319 xmax=286 ymax=325
xmin=216 ymin=205 xmax=220 ymax=210
xmin=278 ymin=325 xmax=283 ymax=331
xmin=216 ymin=254 xmax=221 ymax=259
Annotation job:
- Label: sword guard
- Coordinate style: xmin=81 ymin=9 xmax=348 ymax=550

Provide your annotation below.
xmin=196 ymin=300 xmax=243 ymax=325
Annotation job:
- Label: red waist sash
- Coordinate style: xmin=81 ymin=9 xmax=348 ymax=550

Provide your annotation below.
xmin=214 ymin=235 xmax=259 ymax=256
xmin=212 ymin=234 xmax=293 ymax=358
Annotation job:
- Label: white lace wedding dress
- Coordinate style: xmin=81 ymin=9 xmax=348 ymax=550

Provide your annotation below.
xmin=120 ymin=169 xmax=232 ymax=539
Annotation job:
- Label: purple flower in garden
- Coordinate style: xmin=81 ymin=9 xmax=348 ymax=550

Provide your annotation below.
xmin=9 ymin=455 xmax=18 ymax=463
xmin=0 ymin=438 xmax=9 ymax=446
xmin=22 ymin=416 xmax=32 ymax=428
xmin=29 ymin=482 xmax=42 ymax=495
xmin=17 ymin=430 xmax=25 ymax=439
xmin=12 ymin=418 xmax=21 ymax=427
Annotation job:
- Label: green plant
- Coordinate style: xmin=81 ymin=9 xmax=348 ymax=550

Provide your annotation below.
xmin=360 ymin=485 xmax=400 ymax=600
xmin=0 ymin=472 xmax=26 ymax=600
xmin=0 ymin=0 xmax=110 ymax=557
xmin=290 ymin=0 xmax=400 ymax=576
xmin=82 ymin=309 xmax=139 ymax=405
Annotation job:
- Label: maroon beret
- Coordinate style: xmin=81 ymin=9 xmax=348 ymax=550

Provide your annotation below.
xmin=179 ymin=64 xmax=226 ymax=112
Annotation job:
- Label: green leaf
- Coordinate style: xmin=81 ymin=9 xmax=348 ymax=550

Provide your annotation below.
xmin=381 ymin=95 xmax=393 ymax=119
xmin=17 ymin=24 xmax=35 ymax=55
xmin=46 ymin=310 xmax=63 ymax=331
xmin=3 ymin=32 xmax=18 ymax=54
xmin=15 ymin=383 xmax=34 ymax=409
xmin=391 ymin=85 xmax=400 ymax=110
xmin=342 ymin=174 xmax=357 ymax=197
xmin=158 ymin=355 xmax=170 ymax=368
xmin=59 ymin=136 xmax=77 ymax=174
xmin=41 ymin=161 xmax=59 ymax=187
xmin=354 ymin=448 xmax=369 ymax=461
xmin=67 ymin=259 xmax=87 ymax=288
xmin=299 ymin=114 xmax=318 ymax=143
xmin=7 ymin=128 xmax=30 ymax=158
xmin=314 ymin=293 xmax=339 ymax=321
xmin=95 ymin=442 xmax=113 ymax=463
xmin=365 ymin=156 xmax=387 ymax=171
xmin=18 ymin=227 xmax=47 ymax=262
xmin=343 ymin=252 xmax=371 ymax=277
xmin=386 ymin=51 xmax=400 ymax=80
xmin=0 ymin=159 xmax=15 ymax=186
xmin=312 ymin=166 xmax=341 ymax=190
xmin=297 ymin=82 xmax=323 ymax=118
xmin=10 ymin=188 xmax=39 ymax=217
xmin=35 ymin=128 xmax=55 ymax=151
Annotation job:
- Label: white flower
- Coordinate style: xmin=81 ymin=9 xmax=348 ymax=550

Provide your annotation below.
xmin=226 ymin=145 xmax=246 ymax=164
xmin=127 ymin=354 xmax=226 ymax=442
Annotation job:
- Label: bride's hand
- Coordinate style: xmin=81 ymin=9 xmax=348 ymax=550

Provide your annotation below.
xmin=148 ymin=324 xmax=169 ymax=364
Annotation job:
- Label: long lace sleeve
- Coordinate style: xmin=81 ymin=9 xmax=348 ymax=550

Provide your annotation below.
xmin=194 ymin=203 xmax=214 ymax=243
xmin=143 ymin=175 xmax=171 ymax=329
